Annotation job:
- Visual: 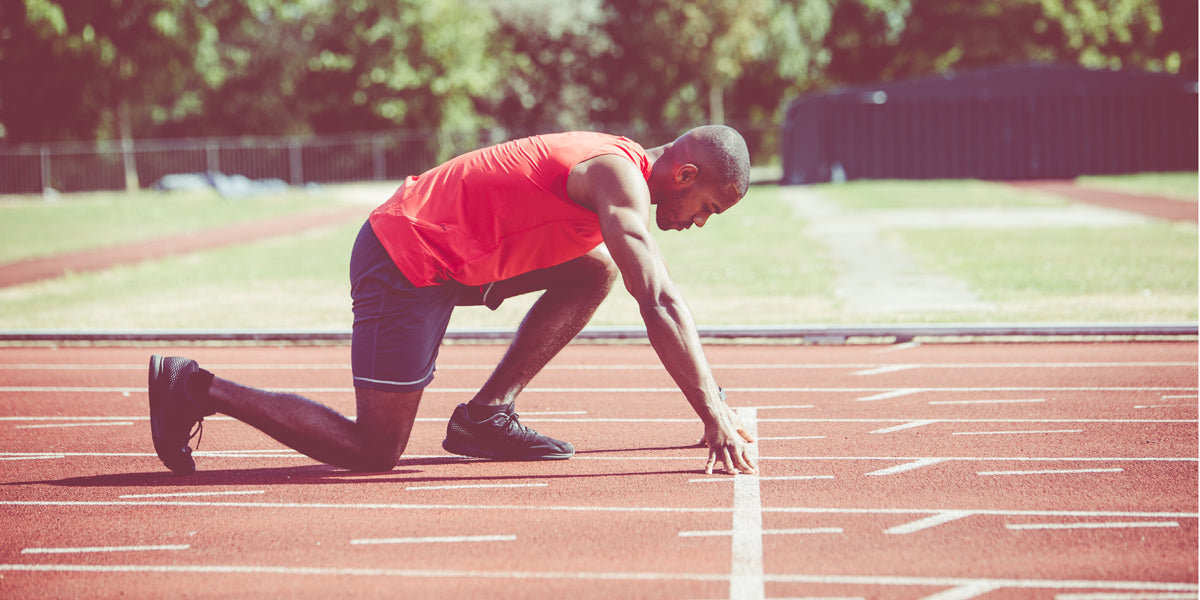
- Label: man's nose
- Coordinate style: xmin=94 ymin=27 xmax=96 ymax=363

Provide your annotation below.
xmin=693 ymin=214 xmax=709 ymax=228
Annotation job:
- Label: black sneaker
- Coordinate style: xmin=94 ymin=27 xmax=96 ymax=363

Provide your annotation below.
xmin=442 ymin=403 xmax=574 ymax=460
xmin=148 ymin=355 xmax=213 ymax=475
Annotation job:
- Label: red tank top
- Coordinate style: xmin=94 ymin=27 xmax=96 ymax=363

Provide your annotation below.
xmin=369 ymin=132 xmax=650 ymax=286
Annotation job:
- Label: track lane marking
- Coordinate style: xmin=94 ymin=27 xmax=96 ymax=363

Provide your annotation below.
xmin=405 ymin=483 xmax=548 ymax=491
xmin=0 ymin=563 xmax=1193 ymax=593
xmin=978 ymin=468 xmax=1124 ymax=476
xmin=21 ymin=545 xmax=189 ymax=554
xmin=884 ymin=511 xmax=975 ymax=535
xmin=1005 ymin=522 xmax=1180 ymax=531
xmin=351 ymin=535 xmax=516 ymax=545
xmin=119 ymin=491 xmax=266 ymax=499
xmin=680 ymin=527 xmax=842 ymax=538
xmin=867 ymin=458 xmax=948 ymax=476
xmin=730 ymin=407 xmax=763 ymax=600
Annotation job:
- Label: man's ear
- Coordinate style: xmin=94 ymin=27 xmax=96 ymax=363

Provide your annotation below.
xmin=675 ymin=163 xmax=699 ymax=185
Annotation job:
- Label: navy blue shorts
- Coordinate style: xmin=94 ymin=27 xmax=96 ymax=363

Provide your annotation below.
xmin=349 ymin=222 xmax=492 ymax=393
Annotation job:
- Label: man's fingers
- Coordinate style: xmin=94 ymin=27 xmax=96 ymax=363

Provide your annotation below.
xmin=721 ymin=447 xmax=738 ymax=475
xmin=737 ymin=427 xmax=756 ymax=443
xmin=705 ymin=450 xmax=716 ymax=475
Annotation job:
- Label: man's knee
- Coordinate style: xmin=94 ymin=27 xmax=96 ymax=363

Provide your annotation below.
xmin=352 ymin=387 xmax=422 ymax=472
xmin=350 ymin=445 xmax=402 ymax=473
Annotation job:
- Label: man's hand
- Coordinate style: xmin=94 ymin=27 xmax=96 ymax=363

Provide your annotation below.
xmin=701 ymin=403 xmax=758 ymax=475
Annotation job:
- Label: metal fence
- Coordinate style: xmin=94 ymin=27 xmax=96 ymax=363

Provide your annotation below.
xmin=0 ymin=121 xmax=777 ymax=196
xmin=0 ymin=130 xmax=447 ymax=195
xmin=782 ymin=65 xmax=1199 ymax=184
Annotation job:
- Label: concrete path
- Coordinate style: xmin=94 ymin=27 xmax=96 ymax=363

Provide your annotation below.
xmin=782 ymin=187 xmax=996 ymax=313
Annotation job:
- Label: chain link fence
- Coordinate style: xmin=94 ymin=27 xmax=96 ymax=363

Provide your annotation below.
xmin=0 ymin=122 xmax=777 ymax=196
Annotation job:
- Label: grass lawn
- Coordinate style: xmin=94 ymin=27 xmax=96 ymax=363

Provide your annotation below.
xmin=1074 ymin=172 xmax=1198 ymax=201
xmin=0 ymin=188 xmax=338 ymax=264
xmin=0 ymin=177 xmax=1195 ymax=330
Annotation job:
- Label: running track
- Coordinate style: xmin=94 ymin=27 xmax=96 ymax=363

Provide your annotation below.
xmin=0 ymin=341 xmax=1196 ymax=599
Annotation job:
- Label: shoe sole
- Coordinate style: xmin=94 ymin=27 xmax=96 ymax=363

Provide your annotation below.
xmin=148 ymin=354 xmax=196 ymax=475
xmin=442 ymin=438 xmax=574 ymax=461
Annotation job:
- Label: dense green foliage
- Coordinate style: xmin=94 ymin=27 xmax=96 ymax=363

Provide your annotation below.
xmin=1 ymin=0 xmax=1195 ymax=147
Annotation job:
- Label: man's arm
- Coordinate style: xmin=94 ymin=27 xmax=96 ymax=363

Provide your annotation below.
xmin=568 ymin=155 xmax=757 ymax=475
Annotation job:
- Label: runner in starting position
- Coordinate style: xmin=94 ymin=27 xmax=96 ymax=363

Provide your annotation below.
xmin=148 ymin=125 xmax=758 ymax=477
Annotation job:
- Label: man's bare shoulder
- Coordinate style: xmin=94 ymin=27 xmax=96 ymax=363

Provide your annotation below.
xmin=568 ymin=154 xmax=650 ymax=213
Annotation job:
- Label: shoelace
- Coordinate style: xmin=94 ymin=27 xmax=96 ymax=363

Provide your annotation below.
xmin=188 ymin=418 xmax=204 ymax=451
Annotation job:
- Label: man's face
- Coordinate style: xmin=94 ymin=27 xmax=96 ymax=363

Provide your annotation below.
xmin=654 ymin=183 xmax=737 ymax=232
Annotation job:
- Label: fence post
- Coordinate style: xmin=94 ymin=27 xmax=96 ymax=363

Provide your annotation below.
xmin=206 ymin=140 xmax=219 ymax=174
xmin=373 ymin=135 xmax=386 ymax=181
xmin=39 ymin=145 xmax=51 ymax=195
xmin=289 ymin=139 xmax=303 ymax=185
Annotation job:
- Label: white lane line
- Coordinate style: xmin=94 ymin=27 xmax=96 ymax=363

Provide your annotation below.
xmin=871 ymin=420 xmax=938 ymax=434
xmin=680 ymin=528 xmax=842 ymax=538
xmin=0 ymin=564 xmax=1194 ymax=594
xmin=21 ymin=545 xmax=189 ymax=555
xmin=6 ymin=360 xmax=1191 ymax=370
xmin=884 ymin=511 xmax=975 ymax=535
xmin=0 ymin=454 xmax=65 ymax=461
xmin=853 ymin=364 xmax=918 ymax=376
xmin=746 ymin=405 xmax=816 ymax=410
xmin=689 ymin=476 xmax=833 ymax=483
xmin=3 ymin=501 xmax=1196 ymax=523
xmin=4 ymin=385 xmax=1196 ymax=395
xmin=978 ymin=468 xmax=1124 ymax=476
xmin=405 ymin=483 xmax=548 ymax=491
xmin=856 ymin=389 xmax=924 ymax=402
xmin=1136 ymin=405 xmax=1196 ymax=409
xmin=4 ymin=415 xmax=1192 ymax=426
xmin=730 ymin=407 xmax=763 ymax=600
xmin=758 ymin=436 xmax=826 ymax=440
xmin=16 ymin=421 xmax=134 ymax=429
xmin=922 ymin=582 xmax=1003 ymax=600
xmin=119 ymin=491 xmax=266 ymax=499
xmin=928 ymin=399 xmax=1045 ymax=405
xmin=1006 ymin=521 xmax=1180 ymax=531
xmin=1057 ymin=593 xmax=1199 ymax=599
xmin=2 ymin=452 xmax=1195 ymax=464
xmin=952 ymin=430 xmax=1083 ymax=436
xmin=867 ymin=458 xmax=948 ymax=476
xmin=351 ymin=535 xmax=516 ymax=545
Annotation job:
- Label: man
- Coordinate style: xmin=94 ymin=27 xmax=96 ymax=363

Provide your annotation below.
xmin=148 ymin=125 xmax=758 ymax=478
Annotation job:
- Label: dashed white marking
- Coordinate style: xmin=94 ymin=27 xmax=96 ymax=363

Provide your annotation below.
xmin=978 ymin=468 xmax=1124 ymax=476
xmin=351 ymin=535 xmax=516 ymax=545
xmin=867 ymin=458 xmax=948 ymax=476
xmin=928 ymin=399 xmax=1045 ymax=405
xmin=119 ymin=491 xmax=266 ymax=499
xmin=16 ymin=421 xmax=134 ymax=429
xmin=680 ymin=527 xmax=842 ymax=538
xmin=690 ymin=476 xmax=833 ymax=483
xmin=405 ymin=483 xmax=548 ymax=491
xmin=922 ymin=582 xmax=1003 ymax=600
xmin=856 ymin=389 xmax=924 ymax=402
xmin=0 ymin=454 xmax=65 ymax=461
xmin=758 ymin=436 xmax=825 ymax=440
xmin=853 ymin=364 xmax=918 ymax=376
xmin=730 ymin=407 xmax=763 ymax=600
xmin=21 ymin=545 xmax=189 ymax=555
xmin=1006 ymin=521 xmax=1179 ymax=531
xmin=1056 ymin=593 xmax=1199 ymax=599
xmin=953 ymin=429 xmax=1083 ymax=436
xmin=0 ymin=564 xmax=1193 ymax=593
xmin=871 ymin=420 xmax=939 ymax=434
xmin=884 ymin=511 xmax=974 ymax=535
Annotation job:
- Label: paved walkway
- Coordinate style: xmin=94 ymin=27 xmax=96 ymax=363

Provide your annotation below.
xmin=780 ymin=184 xmax=1160 ymax=314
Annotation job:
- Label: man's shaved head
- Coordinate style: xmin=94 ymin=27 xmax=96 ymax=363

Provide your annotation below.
xmin=677 ymin=125 xmax=751 ymax=199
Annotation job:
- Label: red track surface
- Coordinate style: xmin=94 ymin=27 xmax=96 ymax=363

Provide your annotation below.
xmin=1 ymin=341 xmax=1196 ymax=599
